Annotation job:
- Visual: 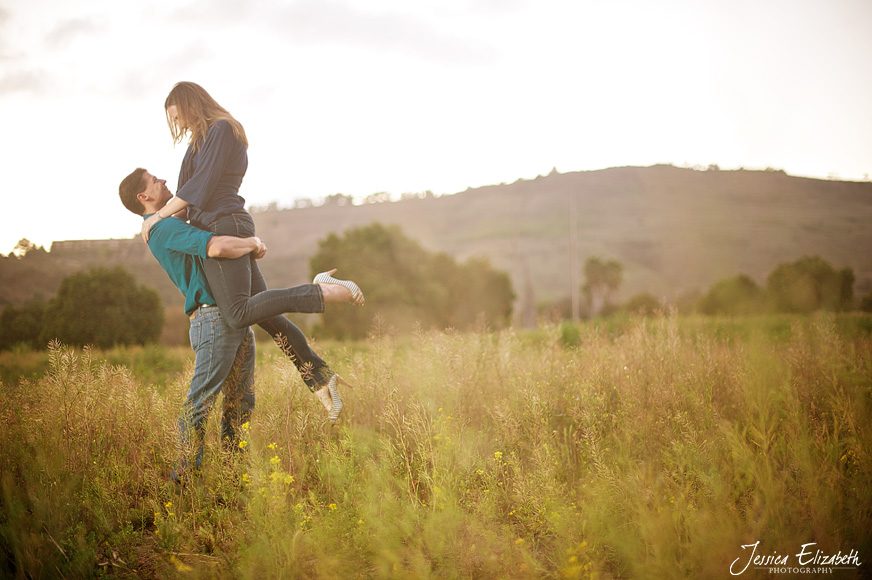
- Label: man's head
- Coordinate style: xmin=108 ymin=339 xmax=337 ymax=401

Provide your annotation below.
xmin=119 ymin=168 xmax=171 ymax=216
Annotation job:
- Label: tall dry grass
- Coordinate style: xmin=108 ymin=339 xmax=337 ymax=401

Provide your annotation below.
xmin=0 ymin=314 xmax=869 ymax=578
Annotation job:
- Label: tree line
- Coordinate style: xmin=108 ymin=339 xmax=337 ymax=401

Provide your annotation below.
xmin=572 ymin=254 xmax=866 ymax=318
xmin=2 ymin=226 xmax=870 ymax=351
xmin=0 ymin=224 xmax=514 ymax=350
xmin=0 ymin=267 xmax=163 ymax=351
xmin=696 ymin=256 xmax=856 ymax=315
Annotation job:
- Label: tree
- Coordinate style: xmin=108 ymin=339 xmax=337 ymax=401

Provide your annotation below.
xmin=766 ymin=256 xmax=854 ymax=313
xmin=10 ymin=238 xmax=47 ymax=259
xmin=861 ymin=291 xmax=872 ymax=313
xmin=698 ymin=275 xmax=765 ymax=315
xmin=449 ymin=256 xmax=514 ymax=329
xmin=0 ymin=300 xmax=47 ymax=350
xmin=11 ymin=238 xmax=35 ymax=258
xmin=39 ymin=266 xmax=163 ymax=348
xmin=324 ymin=193 xmax=352 ymax=206
xmin=583 ymin=256 xmax=623 ymax=317
xmin=624 ymin=292 xmax=662 ymax=316
xmin=310 ymin=223 xmax=514 ymax=339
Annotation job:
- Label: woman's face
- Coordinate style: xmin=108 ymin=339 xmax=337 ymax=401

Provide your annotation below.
xmin=166 ymin=104 xmax=185 ymax=131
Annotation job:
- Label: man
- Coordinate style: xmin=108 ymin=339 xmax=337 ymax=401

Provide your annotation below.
xmin=119 ymin=167 xmax=267 ymax=482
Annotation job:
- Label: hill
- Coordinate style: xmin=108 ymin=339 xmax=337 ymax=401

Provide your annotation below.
xmin=3 ymin=165 xmax=871 ymax=320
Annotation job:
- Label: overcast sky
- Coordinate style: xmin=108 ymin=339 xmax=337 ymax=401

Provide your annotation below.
xmin=2 ymin=0 xmax=870 ymax=254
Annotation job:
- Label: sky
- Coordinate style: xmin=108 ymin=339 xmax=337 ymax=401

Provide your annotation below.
xmin=1 ymin=0 xmax=870 ymax=255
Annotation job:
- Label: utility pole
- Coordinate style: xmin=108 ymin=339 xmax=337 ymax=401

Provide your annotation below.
xmin=570 ymin=198 xmax=579 ymax=320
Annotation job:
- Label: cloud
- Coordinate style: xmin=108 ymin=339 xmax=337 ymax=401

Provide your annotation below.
xmin=0 ymin=13 xmax=101 ymax=96
xmin=170 ymin=0 xmax=257 ymax=28
xmin=112 ymin=43 xmax=217 ymax=99
xmin=469 ymin=0 xmax=526 ymax=15
xmin=0 ymin=5 xmax=12 ymax=59
xmin=274 ymin=0 xmax=497 ymax=65
xmin=172 ymin=0 xmax=496 ymax=66
xmin=0 ymin=69 xmax=51 ymax=96
xmin=44 ymin=18 xmax=99 ymax=48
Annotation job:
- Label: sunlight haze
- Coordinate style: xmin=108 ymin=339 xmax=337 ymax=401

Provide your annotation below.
xmin=1 ymin=0 xmax=870 ymax=254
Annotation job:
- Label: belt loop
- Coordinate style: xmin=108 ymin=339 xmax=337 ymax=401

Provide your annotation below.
xmin=189 ymin=304 xmax=215 ymax=319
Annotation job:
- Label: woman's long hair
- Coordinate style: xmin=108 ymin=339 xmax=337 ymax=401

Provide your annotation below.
xmin=165 ymin=82 xmax=248 ymax=151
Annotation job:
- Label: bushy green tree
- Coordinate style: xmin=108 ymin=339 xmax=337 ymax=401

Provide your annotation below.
xmin=0 ymin=300 xmax=47 ymax=350
xmin=39 ymin=266 xmax=163 ymax=348
xmin=310 ymin=223 xmax=513 ymax=339
xmin=623 ymin=292 xmax=662 ymax=316
xmin=583 ymin=256 xmax=623 ymax=317
xmin=698 ymin=274 xmax=765 ymax=315
xmin=861 ymin=291 xmax=872 ymax=313
xmin=766 ymin=256 xmax=854 ymax=313
xmin=9 ymin=238 xmax=47 ymax=259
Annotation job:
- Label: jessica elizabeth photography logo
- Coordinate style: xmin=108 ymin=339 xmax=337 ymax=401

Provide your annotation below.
xmin=730 ymin=541 xmax=862 ymax=575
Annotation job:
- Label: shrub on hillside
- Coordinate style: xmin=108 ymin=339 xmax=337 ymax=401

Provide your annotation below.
xmin=861 ymin=291 xmax=872 ymax=313
xmin=623 ymin=292 xmax=662 ymax=316
xmin=0 ymin=300 xmax=47 ymax=350
xmin=39 ymin=266 xmax=163 ymax=349
xmin=766 ymin=255 xmax=854 ymax=313
xmin=310 ymin=223 xmax=514 ymax=339
xmin=698 ymin=274 xmax=765 ymax=315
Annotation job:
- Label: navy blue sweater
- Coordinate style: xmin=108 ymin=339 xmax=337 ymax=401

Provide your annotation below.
xmin=177 ymin=119 xmax=248 ymax=229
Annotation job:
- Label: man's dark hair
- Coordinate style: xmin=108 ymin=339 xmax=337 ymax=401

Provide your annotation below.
xmin=119 ymin=168 xmax=148 ymax=215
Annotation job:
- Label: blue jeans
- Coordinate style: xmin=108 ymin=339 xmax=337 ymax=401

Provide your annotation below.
xmin=199 ymin=211 xmax=332 ymax=391
xmin=172 ymin=306 xmax=256 ymax=480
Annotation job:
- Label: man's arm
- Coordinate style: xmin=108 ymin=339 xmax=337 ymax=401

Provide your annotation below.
xmin=206 ymin=235 xmax=267 ymax=259
xmin=148 ymin=217 xmax=266 ymax=260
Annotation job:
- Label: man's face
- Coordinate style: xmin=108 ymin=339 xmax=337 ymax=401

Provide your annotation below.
xmin=141 ymin=171 xmax=172 ymax=207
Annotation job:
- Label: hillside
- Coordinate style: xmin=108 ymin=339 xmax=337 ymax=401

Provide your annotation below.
xmin=3 ymin=165 xmax=871 ymax=318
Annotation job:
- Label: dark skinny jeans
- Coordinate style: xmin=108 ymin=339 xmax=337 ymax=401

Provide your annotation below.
xmin=199 ymin=211 xmax=332 ymax=391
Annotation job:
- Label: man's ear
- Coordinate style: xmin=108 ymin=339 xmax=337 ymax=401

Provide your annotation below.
xmin=136 ymin=191 xmax=150 ymax=203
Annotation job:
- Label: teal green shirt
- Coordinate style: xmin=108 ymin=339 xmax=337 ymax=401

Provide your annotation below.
xmin=145 ymin=215 xmax=216 ymax=316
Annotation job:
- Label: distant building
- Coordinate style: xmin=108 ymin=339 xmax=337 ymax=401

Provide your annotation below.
xmin=50 ymin=238 xmax=151 ymax=262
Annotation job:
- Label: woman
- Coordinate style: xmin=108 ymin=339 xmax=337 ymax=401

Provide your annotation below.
xmin=141 ymin=81 xmax=359 ymax=424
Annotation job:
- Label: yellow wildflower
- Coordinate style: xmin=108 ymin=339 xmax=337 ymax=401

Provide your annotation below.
xmin=170 ymin=555 xmax=193 ymax=572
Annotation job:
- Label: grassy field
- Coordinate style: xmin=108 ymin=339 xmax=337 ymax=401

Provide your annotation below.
xmin=1 ymin=314 xmax=870 ymax=579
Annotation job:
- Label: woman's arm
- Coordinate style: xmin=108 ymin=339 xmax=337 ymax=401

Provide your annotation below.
xmin=145 ymin=121 xmax=242 ymax=244
xmin=141 ymin=197 xmax=191 ymax=242
xmin=140 ymin=197 xmax=191 ymax=244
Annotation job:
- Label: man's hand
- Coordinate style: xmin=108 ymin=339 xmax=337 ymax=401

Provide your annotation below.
xmin=252 ymin=237 xmax=267 ymax=259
